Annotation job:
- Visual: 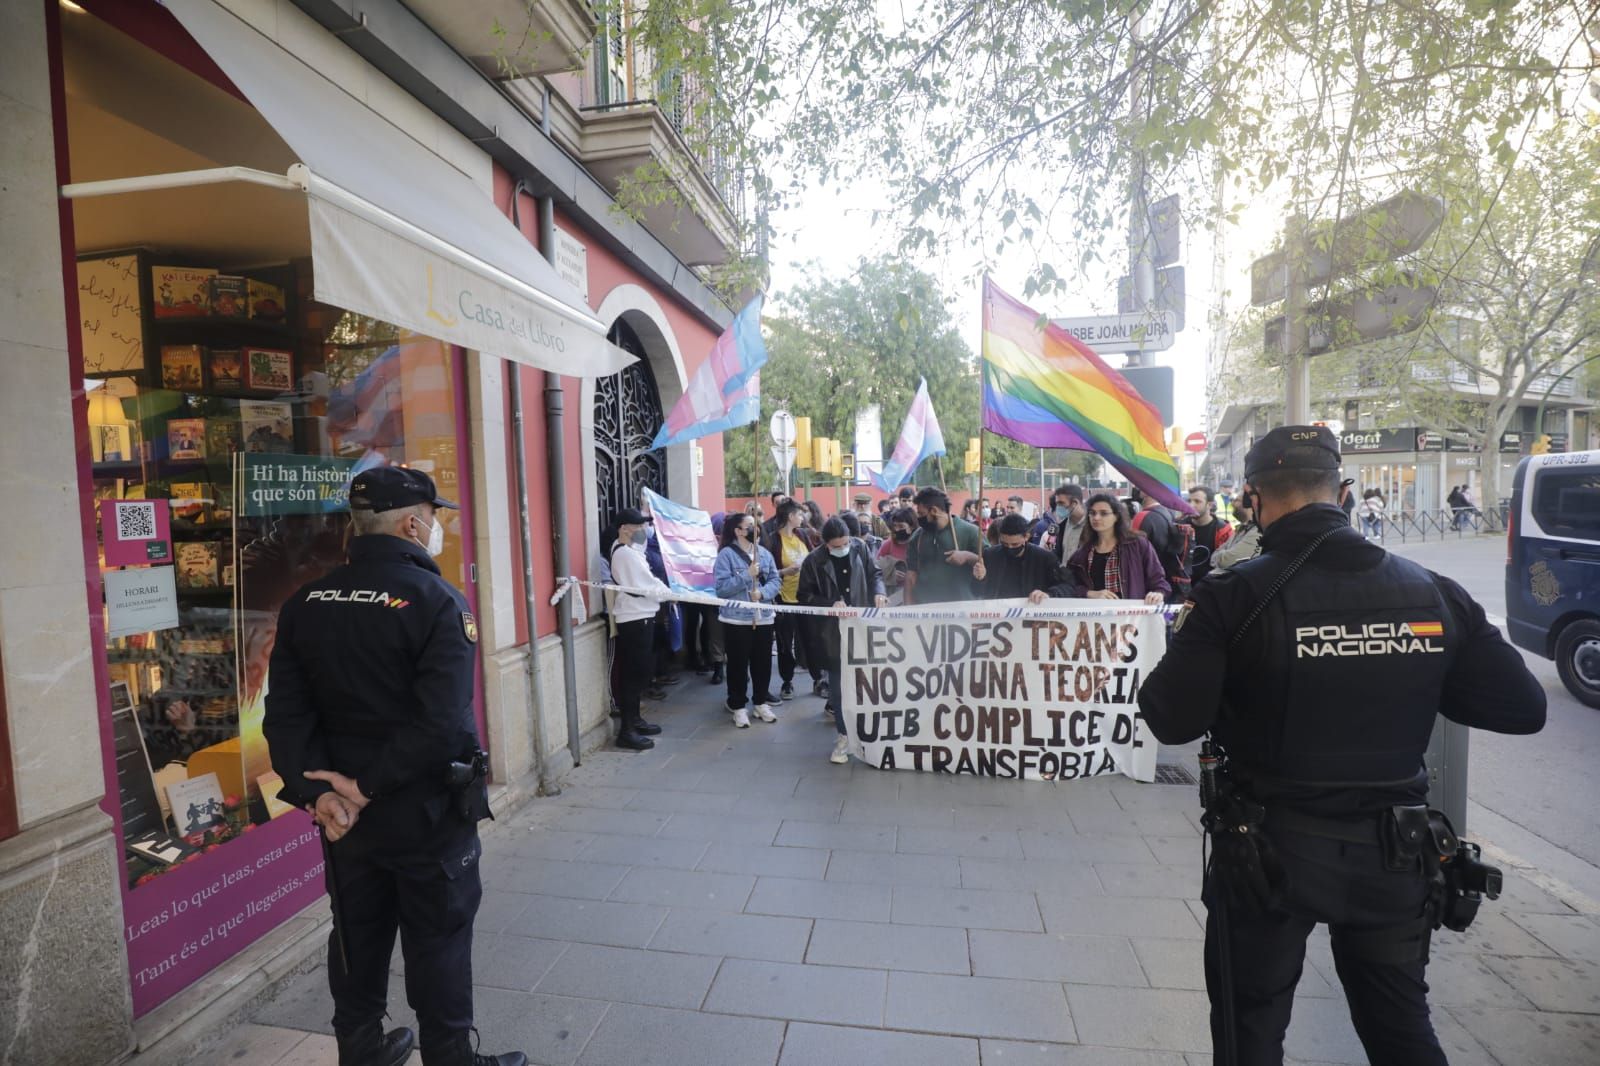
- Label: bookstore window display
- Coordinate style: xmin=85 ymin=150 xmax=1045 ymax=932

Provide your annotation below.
xmin=86 ymin=252 xmax=470 ymax=889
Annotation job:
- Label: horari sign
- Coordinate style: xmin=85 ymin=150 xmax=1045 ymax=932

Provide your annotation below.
xmin=840 ymin=603 xmax=1162 ymax=782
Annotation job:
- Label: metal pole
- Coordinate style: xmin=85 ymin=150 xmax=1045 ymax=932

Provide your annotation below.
xmin=1283 ymin=215 xmax=1312 ymax=423
xmin=510 ymin=360 xmax=558 ymax=794
xmin=540 ymin=89 xmax=583 ymax=768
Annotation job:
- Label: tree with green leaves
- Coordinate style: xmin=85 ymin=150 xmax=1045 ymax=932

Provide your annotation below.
xmin=723 ymin=256 xmax=1032 ymax=495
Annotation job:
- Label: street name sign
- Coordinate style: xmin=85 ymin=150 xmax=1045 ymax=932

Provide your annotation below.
xmin=1053 ymin=311 xmax=1177 ymax=354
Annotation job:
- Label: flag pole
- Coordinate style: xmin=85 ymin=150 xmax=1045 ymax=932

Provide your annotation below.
xmin=975 ymin=428 xmax=986 ymax=528
xmin=936 ymin=455 xmax=947 ymax=493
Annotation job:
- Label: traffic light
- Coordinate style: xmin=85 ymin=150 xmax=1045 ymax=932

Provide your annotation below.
xmin=812 ymin=435 xmax=829 ymax=472
xmin=840 ymin=451 xmax=855 ymax=481
xmin=828 ymin=439 xmax=843 ymax=478
xmin=963 ymin=436 xmax=981 ymax=475
xmin=1531 ymin=434 xmax=1552 ymax=455
xmin=795 ymin=417 xmax=813 ymax=469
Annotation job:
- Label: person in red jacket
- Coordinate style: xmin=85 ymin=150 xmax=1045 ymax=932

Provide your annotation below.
xmin=1184 ymin=486 xmax=1234 ymax=584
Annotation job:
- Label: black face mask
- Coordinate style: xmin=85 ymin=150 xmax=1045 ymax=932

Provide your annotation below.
xmin=1007 ymin=544 xmax=1027 ymax=558
xmin=918 ymin=515 xmax=935 ymax=529
xmin=892 ymin=529 xmax=911 ymax=542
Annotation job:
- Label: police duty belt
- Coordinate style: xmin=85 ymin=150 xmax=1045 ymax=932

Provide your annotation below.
xmin=551 ymin=577 xmax=1178 ymax=623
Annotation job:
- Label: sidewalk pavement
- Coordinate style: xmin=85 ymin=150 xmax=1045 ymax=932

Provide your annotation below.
xmin=199 ymin=676 xmax=1599 ymax=1066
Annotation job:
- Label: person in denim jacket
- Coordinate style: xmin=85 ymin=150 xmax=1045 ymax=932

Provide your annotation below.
xmin=713 ymin=512 xmax=782 ymax=728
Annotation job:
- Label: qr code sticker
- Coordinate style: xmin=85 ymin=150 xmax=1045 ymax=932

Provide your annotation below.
xmin=116 ymin=501 xmax=157 ymax=541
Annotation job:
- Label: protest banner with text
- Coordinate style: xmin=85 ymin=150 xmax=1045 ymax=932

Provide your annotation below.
xmin=841 ymin=602 xmax=1163 ymax=782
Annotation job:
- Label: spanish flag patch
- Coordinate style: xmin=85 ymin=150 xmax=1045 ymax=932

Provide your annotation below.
xmin=1409 ymin=621 xmax=1444 ymax=638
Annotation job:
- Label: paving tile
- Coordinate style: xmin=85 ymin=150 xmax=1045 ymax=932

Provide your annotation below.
xmin=1452 ymin=998 xmax=1600 ymax=1056
xmin=898 ymin=827 xmax=1026 ymax=859
xmin=1094 ymin=863 xmax=1202 ymax=900
xmin=534 ymin=942 xmax=721 ymax=1009
xmin=838 ymin=797 xmax=959 ymax=828
xmin=253 ymin=966 xmax=414 ymax=1036
xmin=1066 ymin=809 xmax=1200 ymax=837
xmin=623 ymin=788 xmax=740 ymax=814
xmin=623 ymin=766 xmax=712 ymax=793
xmin=574 ymin=1003 xmax=785 ymax=1066
xmin=728 ymin=796 xmax=846 ymax=823
xmin=1423 ymin=951 xmax=1537 ymax=1010
xmin=970 ymin=929 xmax=1146 ymax=986
xmin=1143 ymin=835 xmax=1204 ymax=866
xmin=471 ymin=988 xmax=609 ymax=1065
xmin=547 ymin=807 xmax=672 ymax=837
xmin=699 ymin=842 xmax=829 ymax=879
xmin=777 ymin=818 xmax=897 ymax=852
xmin=1492 ymin=873 xmax=1580 ymax=914
xmin=493 ymin=858 xmax=630 ymax=901
xmin=959 ymin=857 xmax=1104 ymax=895
xmin=885 ymin=971 xmax=1076 ymax=1042
xmin=608 ymin=866 xmax=756 ymax=910
xmin=502 ymin=829 xmax=598 ymax=861
xmin=1432 ymin=910 xmax=1562 ymax=958
xmin=474 ymin=935 xmax=570 ymax=992
xmin=474 ymin=889 xmax=535 ymax=934
xmin=1065 ymin=985 xmax=1210 ymax=1053
xmin=647 ymin=908 xmax=812 ymax=963
xmin=807 ymin=918 xmax=971 ymax=974
xmin=699 ymin=771 xmax=800 ymax=795
xmin=779 ymin=1022 xmax=979 ymax=1066
xmin=658 ymin=811 xmax=785 ymax=845
xmin=188 ymin=1023 xmax=311 ymax=1066
xmin=506 ymin=895 xmax=667 ymax=948
xmin=1505 ymin=911 xmax=1600 ymax=961
xmin=1037 ymin=895 xmax=1203 ymax=939
xmin=746 ymin=876 xmax=892 ymax=922
xmin=1111 ymin=784 xmax=1200 ymax=812
xmin=1482 ymin=954 xmax=1600 ymax=1013
xmin=826 ymin=848 xmax=962 ymax=887
xmin=1018 ymin=830 xmax=1157 ymax=863
xmin=893 ymin=884 xmax=1044 ymax=931
xmin=702 ymin=957 xmax=885 ymax=1026
xmin=1275 ymin=994 xmax=1376 ymax=1065
xmin=577 ymin=834 xmax=709 ymax=870
xmin=1429 ymin=1009 xmax=1506 ymax=1066
xmin=543 ymin=785 xmax=639 ymax=809
xmin=980 ymin=1041 xmax=1189 ymax=1065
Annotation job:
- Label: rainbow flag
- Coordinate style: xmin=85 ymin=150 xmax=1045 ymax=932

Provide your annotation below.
xmin=981 ymin=277 xmax=1188 ymax=512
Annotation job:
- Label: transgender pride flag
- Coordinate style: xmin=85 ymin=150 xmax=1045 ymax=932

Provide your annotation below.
xmin=651 ymin=295 xmax=768 ymax=449
xmin=870 ymin=378 xmax=947 ymax=492
xmin=641 ymin=488 xmax=717 ymax=593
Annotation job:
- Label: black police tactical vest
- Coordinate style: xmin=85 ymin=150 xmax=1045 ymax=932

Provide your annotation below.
xmin=1220 ymin=546 xmax=1458 ymax=785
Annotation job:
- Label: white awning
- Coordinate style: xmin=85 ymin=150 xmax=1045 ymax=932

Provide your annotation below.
xmin=64 ymin=0 xmax=632 ymax=378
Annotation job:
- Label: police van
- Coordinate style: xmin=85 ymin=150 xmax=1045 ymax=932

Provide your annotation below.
xmin=1506 ymin=450 xmax=1600 ymax=707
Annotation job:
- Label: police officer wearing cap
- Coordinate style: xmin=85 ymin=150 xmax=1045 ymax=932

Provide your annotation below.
xmin=1138 ymin=426 xmax=1546 ymax=1066
xmin=265 ymin=466 xmax=525 ymax=1066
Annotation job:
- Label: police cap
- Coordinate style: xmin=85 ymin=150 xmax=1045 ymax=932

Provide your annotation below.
xmin=348 ymin=466 xmax=458 ymax=512
xmin=1243 ymin=425 xmax=1342 ymax=479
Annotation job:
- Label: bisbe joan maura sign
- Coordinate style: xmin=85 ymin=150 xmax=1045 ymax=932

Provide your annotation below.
xmin=839 ymin=605 xmax=1163 ymax=783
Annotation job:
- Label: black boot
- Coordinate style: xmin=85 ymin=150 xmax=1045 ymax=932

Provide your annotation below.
xmin=337 ymin=1022 xmax=415 ymax=1066
xmin=709 ymin=663 xmax=724 ymax=684
xmin=421 ymin=1031 xmax=527 ymax=1066
xmin=615 ymin=730 xmax=655 ymax=751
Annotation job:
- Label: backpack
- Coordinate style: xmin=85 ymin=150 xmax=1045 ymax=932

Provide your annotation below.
xmin=1132 ymin=505 xmax=1193 ymax=596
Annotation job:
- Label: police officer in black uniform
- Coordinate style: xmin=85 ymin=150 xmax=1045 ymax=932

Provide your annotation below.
xmin=265 ymin=467 xmax=526 ymax=1066
xmin=1138 ymin=426 xmax=1546 ymax=1066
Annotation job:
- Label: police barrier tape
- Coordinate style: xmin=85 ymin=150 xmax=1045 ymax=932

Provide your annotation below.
xmin=551 ymin=575 xmax=1178 ymax=622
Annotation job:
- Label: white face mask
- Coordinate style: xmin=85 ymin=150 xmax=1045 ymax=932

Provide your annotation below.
xmin=414 ymin=514 xmax=445 ymax=557
xmin=828 ymin=544 xmax=851 ymax=558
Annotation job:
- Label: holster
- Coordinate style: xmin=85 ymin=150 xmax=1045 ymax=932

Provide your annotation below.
xmin=1202 ymin=781 xmax=1285 ymax=914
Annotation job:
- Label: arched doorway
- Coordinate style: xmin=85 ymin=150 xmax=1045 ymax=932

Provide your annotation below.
xmin=594 ymin=317 xmax=668 ymax=530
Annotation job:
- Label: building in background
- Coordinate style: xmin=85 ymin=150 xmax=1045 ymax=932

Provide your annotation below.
xmin=0 ymin=1 xmax=754 ymax=1060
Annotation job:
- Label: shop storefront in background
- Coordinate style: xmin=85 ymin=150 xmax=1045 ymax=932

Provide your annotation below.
xmin=82 ymin=250 xmax=477 ymax=1012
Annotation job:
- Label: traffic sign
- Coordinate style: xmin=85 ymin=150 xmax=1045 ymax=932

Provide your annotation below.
xmin=1263 ymin=276 xmax=1437 ymax=358
xmin=1118 ymin=266 xmax=1185 ymax=331
xmin=770 ymin=445 xmax=796 ymax=477
xmin=1053 ymin=311 xmax=1177 ymax=354
xmin=1251 ymin=191 xmax=1445 ymax=307
xmin=769 ymin=410 xmax=796 ymax=446
xmin=1151 ymin=194 xmax=1181 ymax=267
xmin=1184 ymin=432 xmax=1208 ymax=453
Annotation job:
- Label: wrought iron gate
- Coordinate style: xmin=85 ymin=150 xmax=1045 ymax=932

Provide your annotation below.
xmin=594 ymin=318 xmax=667 ymax=530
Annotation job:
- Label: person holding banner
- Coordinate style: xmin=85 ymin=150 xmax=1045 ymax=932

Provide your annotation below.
xmin=797 ymin=518 xmax=888 ymax=764
xmin=713 ymin=512 xmax=782 ymax=728
xmin=972 ymin=513 xmax=1073 ymax=603
xmin=906 ymin=487 xmax=983 ymax=604
xmin=1064 ymin=493 xmax=1169 ymax=605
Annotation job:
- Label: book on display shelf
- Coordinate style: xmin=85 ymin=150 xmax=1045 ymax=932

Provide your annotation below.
xmin=160 ymin=345 xmax=204 ymax=390
xmin=167 ymin=418 xmax=206 ymax=461
xmin=152 ymin=266 xmax=215 ymax=318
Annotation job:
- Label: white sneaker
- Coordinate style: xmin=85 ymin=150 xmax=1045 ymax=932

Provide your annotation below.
xmin=731 ymin=706 xmax=751 ymax=728
xmin=830 ymin=735 xmax=850 ymax=764
xmin=752 ymin=703 xmax=777 ymax=723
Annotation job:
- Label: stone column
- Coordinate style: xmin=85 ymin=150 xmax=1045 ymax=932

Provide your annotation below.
xmin=0 ymin=1 xmax=136 ymax=1061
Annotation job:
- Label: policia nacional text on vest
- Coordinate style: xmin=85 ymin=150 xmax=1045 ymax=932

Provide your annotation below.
xmin=1138 ymin=425 xmax=1546 ymax=1066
